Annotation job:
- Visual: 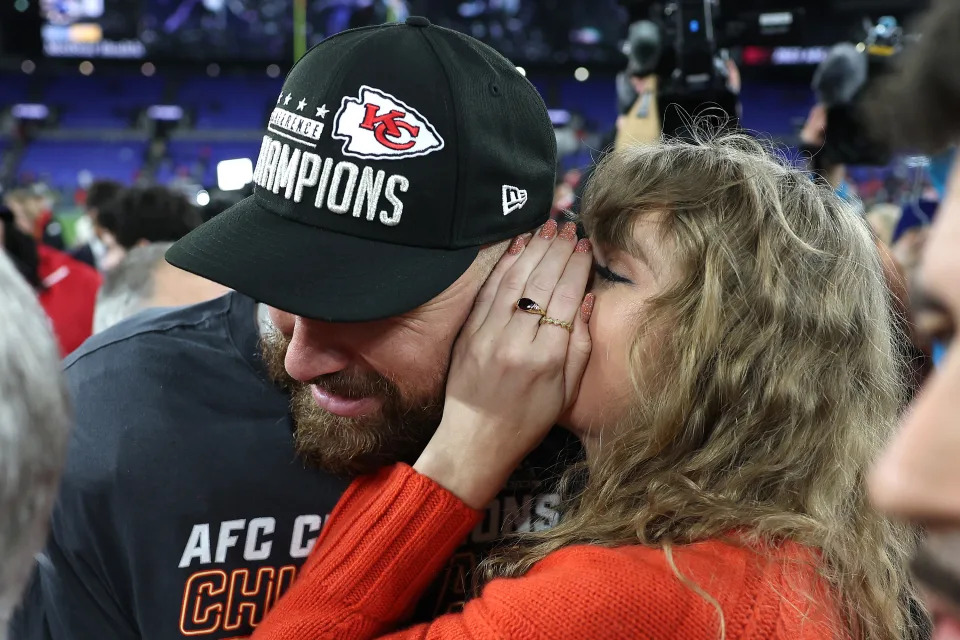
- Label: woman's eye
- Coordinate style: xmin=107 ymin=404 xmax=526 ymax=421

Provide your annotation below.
xmin=594 ymin=263 xmax=632 ymax=285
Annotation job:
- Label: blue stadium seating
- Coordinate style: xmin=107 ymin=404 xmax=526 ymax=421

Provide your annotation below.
xmin=178 ymin=76 xmax=282 ymax=130
xmin=44 ymin=74 xmax=165 ymax=128
xmin=0 ymin=74 xmax=33 ymax=109
xmin=0 ymin=68 xmax=820 ymax=191
xmin=18 ymin=140 xmax=146 ymax=186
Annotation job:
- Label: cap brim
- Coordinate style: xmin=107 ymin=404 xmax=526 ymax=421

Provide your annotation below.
xmin=166 ymin=195 xmax=481 ymax=322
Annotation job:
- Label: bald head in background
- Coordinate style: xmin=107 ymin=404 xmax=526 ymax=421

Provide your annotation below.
xmin=94 ymin=242 xmax=230 ymax=333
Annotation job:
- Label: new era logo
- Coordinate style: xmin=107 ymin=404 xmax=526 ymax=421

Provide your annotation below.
xmin=502 ymin=185 xmax=528 ymax=215
xmin=332 ymin=85 xmax=445 ymax=160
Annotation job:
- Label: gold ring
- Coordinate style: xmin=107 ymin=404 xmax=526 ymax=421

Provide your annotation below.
xmin=539 ymin=316 xmax=573 ymax=332
xmin=516 ymin=297 xmax=546 ymax=317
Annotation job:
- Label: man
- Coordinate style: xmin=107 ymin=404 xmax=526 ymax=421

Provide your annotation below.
xmin=0 ymin=251 xmax=71 ymax=637
xmin=93 ymin=242 xmax=230 ymax=333
xmin=1 ymin=206 xmax=101 ymax=357
xmin=10 ymin=17 xmax=567 ymax=639
xmin=70 ymin=179 xmax=124 ymax=270
xmin=99 ymin=186 xmax=203 ymax=257
xmin=866 ymin=0 xmax=960 ymax=635
xmin=2 ymin=187 xmax=64 ymax=252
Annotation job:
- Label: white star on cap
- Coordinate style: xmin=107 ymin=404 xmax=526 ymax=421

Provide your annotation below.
xmin=316 ymin=104 xmax=329 ymax=118
xmin=284 ymin=93 xmax=292 ymax=105
xmin=277 ymin=92 xmax=283 ymax=104
xmin=297 ymin=98 xmax=307 ymax=111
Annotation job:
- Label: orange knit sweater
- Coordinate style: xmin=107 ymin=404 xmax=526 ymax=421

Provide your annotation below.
xmin=253 ymin=464 xmax=844 ymax=640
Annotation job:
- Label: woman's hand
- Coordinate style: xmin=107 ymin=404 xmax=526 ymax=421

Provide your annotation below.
xmin=414 ymin=220 xmax=595 ymax=509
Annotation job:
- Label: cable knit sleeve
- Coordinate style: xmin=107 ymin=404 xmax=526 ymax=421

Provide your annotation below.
xmin=252 ymin=464 xmax=840 ymax=640
xmin=251 ymin=463 xmax=483 ymax=638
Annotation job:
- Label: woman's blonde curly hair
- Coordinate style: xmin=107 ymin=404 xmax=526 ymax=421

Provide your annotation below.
xmin=483 ymin=130 xmax=925 ymax=640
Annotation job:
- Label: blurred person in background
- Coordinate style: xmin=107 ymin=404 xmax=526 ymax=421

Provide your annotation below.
xmin=0 ymin=250 xmax=71 ymax=637
xmin=254 ymin=132 xmax=923 ymax=640
xmin=97 ymin=186 xmax=202 ymax=269
xmin=93 ymin=242 xmax=230 ymax=333
xmin=865 ymin=1 xmax=960 ymax=636
xmin=866 ymin=203 xmax=902 ymax=247
xmin=797 ymin=96 xmax=921 ymax=393
xmin=2 ymin=187 xmax=65 ymax=252
xmin=1 ymin=206 xmax=100 ymax=357
xmin=70 ymin=179 xmax=124 ymax=270
xmin=799 ymin=102 xmax=862 ymax=212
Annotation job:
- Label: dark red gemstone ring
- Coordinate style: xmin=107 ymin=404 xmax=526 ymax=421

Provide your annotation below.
xmin=516 ymin=297 xmax=546 ymax=317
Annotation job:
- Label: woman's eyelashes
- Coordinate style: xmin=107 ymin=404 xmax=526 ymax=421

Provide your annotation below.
xmin=594 ymin=263 xmax=633 ymax=285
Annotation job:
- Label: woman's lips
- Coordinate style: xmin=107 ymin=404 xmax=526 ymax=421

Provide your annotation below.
xmin=310 ymin=384 xmax=382 ymax=418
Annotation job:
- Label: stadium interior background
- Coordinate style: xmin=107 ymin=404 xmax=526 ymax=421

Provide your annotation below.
xmin=0 ymin=0 xmax=934 ymax=242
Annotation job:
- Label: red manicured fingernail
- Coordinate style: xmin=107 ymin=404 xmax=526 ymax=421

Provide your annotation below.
xmin=580 ymin=293 xmax=596 ymax=324
xmin=539 ymin=219 xmax=558 ymax=240
xmin=507 ymin=234 xmax=526 ymax=255
xmin=559 ymin=221 xmax=578 ymax=241
xmin=574 ymin=238 xmax=592 ymax=253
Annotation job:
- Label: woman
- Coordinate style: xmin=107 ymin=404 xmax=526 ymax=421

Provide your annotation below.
xmin=253 ymin=133 xmax=922 ymax=639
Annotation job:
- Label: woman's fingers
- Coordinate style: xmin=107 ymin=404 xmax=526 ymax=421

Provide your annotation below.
xmin=503 ymin=221 xmax=580 ymax=341
xmin=462 ymin=233 xmax=530 ymax=336
xmin=533 ymin=238 xmax=592 ymax=347
xmin=484 ymin=219 xmax=562 ymax=329
xmin=563 ymin=292 xmax=595 ymax=408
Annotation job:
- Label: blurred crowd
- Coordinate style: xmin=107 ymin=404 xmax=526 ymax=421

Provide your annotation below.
xmin=1 ymin=181 xmax=228 ymax=355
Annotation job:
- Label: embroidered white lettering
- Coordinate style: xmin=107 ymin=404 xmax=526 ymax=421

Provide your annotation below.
xmin=293 ymin=152 xmax=322 ymax=204
xmin=252 ymin=135 xmax=272 ymax=185
xmin=273 ymin=144 xmax=302 ymax=198
xmin=352 ymin=166 xmax=386 ymax=220
xmin=313 ymin=157 xmax=335 ymax=209
xmin=262 ymin=140 xmax=283 ymax=191
xmin=326 ymin=160 xmax=359 ymax=215
xmin=381 ymin=174 xmax=408 ymax=226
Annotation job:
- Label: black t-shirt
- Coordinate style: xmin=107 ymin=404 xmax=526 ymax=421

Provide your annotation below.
xmin=10 ymin=292 xmax=578 ymax=639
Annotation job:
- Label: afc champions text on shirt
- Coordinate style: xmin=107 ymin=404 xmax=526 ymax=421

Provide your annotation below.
xmin=175 ymin=488 xmax=561 ymax=637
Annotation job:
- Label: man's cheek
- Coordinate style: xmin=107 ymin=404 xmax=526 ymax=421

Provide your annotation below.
xmin=268 ymin=307 xmax=296 ymax=335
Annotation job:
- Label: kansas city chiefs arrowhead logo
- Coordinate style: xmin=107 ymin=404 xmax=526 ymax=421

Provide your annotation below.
xmin=332 ymin=85 xmax=445 ymax=160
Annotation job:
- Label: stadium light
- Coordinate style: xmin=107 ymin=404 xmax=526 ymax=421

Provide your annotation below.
xmin=196 ymin=190 xmax=211 ymax=206
xmin=79 ymin=60 xmax=94 ymax=75
xmin=574 ymin=67 xmax=589 ymax=82
xmin=12 ymin=104 xmax=50 ymax=120
xmin=217 ymin=158 xmax=254 ymax=191
xmin=516 ymin=66 xmax=526 ymax=76
xmin=146 ymin=105 xmax=184 ymax=121
xmin=21 ymin=60 xmax=35 ymax=74
xmin=547 ymin=109 xmax=571 ymax=126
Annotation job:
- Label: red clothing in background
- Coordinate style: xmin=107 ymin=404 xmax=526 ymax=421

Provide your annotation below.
xmin=37 ymin=244 xmax=101 ymax=356
xmin=253 ymin=464 xmax=844 ymax=640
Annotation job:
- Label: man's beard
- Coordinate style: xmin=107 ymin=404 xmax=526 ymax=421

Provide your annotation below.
xmin=260 ymin=329 xmax=445 ymax=476
xmin=910 ymin=531 xmax=960 ymax=613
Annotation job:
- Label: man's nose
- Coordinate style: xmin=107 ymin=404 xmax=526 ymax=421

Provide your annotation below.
xmin=283 ymin=316 xmax=352 ymax=383
xmin=869 ymin=392 xmax=960 ymax=526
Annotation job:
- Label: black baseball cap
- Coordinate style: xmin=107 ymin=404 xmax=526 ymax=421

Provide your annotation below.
xmin=166 ymin=16 xmax=556 ymax=322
